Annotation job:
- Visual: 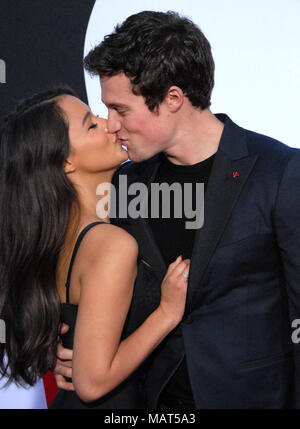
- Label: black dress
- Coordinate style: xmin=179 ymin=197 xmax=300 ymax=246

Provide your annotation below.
xmin=50 ymin=222 xmax=144 ymax=409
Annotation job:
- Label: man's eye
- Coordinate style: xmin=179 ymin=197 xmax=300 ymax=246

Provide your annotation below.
xmin=115 ymin=108 xmax=125 ymax=115
xmin=88 ymin=123 xmax=98 ymax=130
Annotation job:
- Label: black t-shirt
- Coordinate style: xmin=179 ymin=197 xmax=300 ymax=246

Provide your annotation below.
xmin=147 ymin=152 xmax=216 ymax=407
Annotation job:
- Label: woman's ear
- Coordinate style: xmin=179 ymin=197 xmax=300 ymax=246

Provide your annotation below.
xmin=164 ymin=86 xmax=184 ymax=113
xmin=63 ymin=159 xmax=76 ymax=174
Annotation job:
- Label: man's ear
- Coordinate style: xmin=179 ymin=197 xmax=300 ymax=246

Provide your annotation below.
xmin=164 ymin=86 xmax=184 ymax=112
xmin=63 ymin=159 xmax=76 ymax=174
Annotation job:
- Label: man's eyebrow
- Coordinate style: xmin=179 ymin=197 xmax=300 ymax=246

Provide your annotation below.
xmin=82 ymin=111 xmax=91 ymax=127
xmin=103 ymin=102 xmax=128 ymax=109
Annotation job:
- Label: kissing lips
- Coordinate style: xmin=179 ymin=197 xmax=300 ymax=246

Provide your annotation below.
xmin=117 ymin=137 xmax=128 ymax=150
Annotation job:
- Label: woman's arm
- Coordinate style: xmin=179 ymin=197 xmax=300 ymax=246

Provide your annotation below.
xmin=72 ymin=224 xmax=189 ymax=402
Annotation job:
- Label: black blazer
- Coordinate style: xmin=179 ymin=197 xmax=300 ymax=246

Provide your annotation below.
xmin=112 ymin=114 xmax=300 ymax=408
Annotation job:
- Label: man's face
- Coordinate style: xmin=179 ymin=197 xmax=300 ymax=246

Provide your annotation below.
xmin=100 ymin=73 xmax=173 ymax=162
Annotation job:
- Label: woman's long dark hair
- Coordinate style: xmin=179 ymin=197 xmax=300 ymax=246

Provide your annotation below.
xmin=0 ymin=87 xmax=79 ymax=386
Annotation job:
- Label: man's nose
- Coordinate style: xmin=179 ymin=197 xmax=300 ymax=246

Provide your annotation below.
xmin=107 ymin=111 xmax=121 ymax=134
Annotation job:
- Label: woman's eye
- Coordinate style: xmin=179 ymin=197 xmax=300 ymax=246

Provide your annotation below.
xmin=88 ymin=123 xmax=98 ymax=130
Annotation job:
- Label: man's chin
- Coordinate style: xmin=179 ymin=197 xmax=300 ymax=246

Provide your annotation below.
xmin=128 ymin=150 xmax=156 ymax=163
xmin=127 ymin=150 xmax=140 ymax=163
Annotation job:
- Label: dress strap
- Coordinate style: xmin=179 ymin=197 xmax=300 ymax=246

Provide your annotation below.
xmin=65 ymin=221 xmax=105 ymax=304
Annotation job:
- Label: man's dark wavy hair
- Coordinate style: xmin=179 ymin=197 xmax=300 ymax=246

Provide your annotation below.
xmin=0 ymin=86 xmax=79 ymax=386
xmin=84 ymin=10 xmax=215 ymax=112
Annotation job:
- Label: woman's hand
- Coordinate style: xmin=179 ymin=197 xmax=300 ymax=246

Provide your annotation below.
xmin=158 ymin=255 xmax=190 ymax=327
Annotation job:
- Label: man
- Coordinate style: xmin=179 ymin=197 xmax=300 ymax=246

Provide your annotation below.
xmin=54 ymin=10 xmax=300 ymax=408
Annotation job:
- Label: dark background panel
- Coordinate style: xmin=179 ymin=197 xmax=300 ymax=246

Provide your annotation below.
xmin=0 ymin=0 xmax=96 ymax=122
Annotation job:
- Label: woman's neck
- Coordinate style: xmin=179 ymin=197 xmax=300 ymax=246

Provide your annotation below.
xmin=56 ymin=169 xmax=116 ymax=300
xmin=71 ymin=168 xmax=117 ymax=223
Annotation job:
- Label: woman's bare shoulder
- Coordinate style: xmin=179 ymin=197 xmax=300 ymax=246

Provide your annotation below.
xmin=77 ymin=222 xmax=138 ymax=263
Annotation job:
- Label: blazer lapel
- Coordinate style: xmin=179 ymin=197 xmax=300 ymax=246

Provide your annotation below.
xmin=135 ymin=217 xmax=167 ymax=281
xmin=185 ymin=115 xmax=258 ymax=315
xmin=130 ymin=155 xmax=167 ymax=281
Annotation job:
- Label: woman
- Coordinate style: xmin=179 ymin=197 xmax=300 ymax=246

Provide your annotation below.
xmin=0 ymin=87 xmax=189 ymax=408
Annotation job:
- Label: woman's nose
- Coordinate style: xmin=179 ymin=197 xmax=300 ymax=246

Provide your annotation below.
xmin=97 ymin=117 xmax=109 ymax=133
xmin=96 ymin=116 xmax=114 ymax=135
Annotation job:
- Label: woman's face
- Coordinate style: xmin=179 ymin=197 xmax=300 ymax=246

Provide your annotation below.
xmin=58 ymin=95 xmax=128 ymax=175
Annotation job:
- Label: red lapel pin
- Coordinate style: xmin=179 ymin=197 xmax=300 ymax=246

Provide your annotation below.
xmin=232 ymin=171 xmax=239 ymax=178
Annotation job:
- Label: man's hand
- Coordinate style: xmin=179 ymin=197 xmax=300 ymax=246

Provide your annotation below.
xmin=53 ymin=323 xmax=75 ymax=391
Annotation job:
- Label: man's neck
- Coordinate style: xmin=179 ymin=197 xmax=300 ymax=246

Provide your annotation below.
xmin=164 ymin=109 xmax=224 ymax=166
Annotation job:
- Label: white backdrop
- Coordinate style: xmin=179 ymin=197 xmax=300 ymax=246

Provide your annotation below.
xmin=84 ymin=0 xmax=300 ymax=149
xmin=0 ymin=377 xmax=46 ymax=409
